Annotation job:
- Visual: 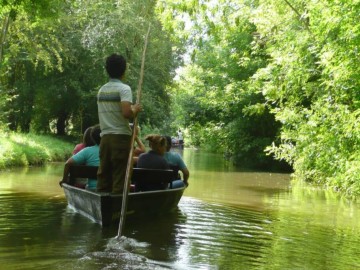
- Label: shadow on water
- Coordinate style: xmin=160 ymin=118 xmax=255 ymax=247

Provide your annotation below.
xmin=54 ymin=207 xmax=189 ymax=270
xmin=102 ymin=209 xmax=188 ymax=269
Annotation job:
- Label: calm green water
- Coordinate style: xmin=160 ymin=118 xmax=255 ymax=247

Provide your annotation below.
xmin=0 ymin=149 xmax=360 ymax=269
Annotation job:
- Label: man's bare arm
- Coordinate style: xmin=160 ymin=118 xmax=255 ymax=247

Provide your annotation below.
xmin=121 ymin=101 xmax=142 ymax=119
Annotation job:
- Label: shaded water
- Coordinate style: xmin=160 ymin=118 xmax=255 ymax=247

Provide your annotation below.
xmin=1 ymin=149 xmax=360 ymax=269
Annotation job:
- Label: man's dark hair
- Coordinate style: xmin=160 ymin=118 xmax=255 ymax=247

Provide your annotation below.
xmin=90 ymin=125 xmax=101 ymax=145
xmin=105 ymin=54 xmax=127 ymax=79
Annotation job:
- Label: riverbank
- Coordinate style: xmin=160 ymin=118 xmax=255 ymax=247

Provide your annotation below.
xmin=0 ymin=132 xmax=74 ymax=169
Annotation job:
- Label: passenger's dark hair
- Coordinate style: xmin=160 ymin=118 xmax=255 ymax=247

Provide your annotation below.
xmin=90 ymin=124 xmax=101 ymax=145
xmin=83 ymin=127 xmax=95 ymax=147
xmin=164 ymin=135 xmax=172 ymax=151
xmin=105 ymin=54 xmax=127 ymax=79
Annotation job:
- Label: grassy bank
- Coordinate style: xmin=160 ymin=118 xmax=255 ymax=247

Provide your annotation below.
xmin=0 ymin=132 xmax=74 ymax=169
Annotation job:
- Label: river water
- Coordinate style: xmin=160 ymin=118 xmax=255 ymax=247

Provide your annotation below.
xmin=1 ymin=149 xmax=360 ymax=269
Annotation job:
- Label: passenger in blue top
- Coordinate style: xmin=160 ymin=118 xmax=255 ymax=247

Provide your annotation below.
xmin=137 ymin=134 xmax=169 ymax=170
xmin=164 ymin=135 xmax=189 ymax=187
xmin=59 ymin=125 xmax=101 ymax=190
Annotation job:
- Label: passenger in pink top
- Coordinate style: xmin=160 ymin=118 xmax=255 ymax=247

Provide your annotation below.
xmin=72 ymin=126 xmax=96 ymax=155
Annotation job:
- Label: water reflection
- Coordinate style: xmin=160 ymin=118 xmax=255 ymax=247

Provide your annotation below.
xmin=0 ymin=192 xmax=68 ymax=269
xmin=1 ymin=150 xmax=360 ymax=269
xmin=182 ymin=149 xmax=236 ymax=172
xmin=174 ymin=198 xmax=273 ymax=269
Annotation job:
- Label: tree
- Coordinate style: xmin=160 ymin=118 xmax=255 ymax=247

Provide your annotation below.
xmin=0 ymin=0 xmax=68 ymax=131
xmin=252 ymin=0 xmax=360 ymax=194
xmin=0 ymin=0 xmax=178 ymax=136
xmin=157 ymin=0 xmax=285 ymax=169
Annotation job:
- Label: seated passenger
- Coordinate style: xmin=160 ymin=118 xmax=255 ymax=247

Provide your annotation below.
xmin=164 ymin=135 xmax=189 ymax=188
xmin=72 ymin=126 xmax=95 ymax=155
xmin=137 ymin=134 xmax=169 ymax=170
xmin=59 ymin=125 xmax=101 ymax=190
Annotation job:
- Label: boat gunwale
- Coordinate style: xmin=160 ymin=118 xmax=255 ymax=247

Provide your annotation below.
xmin=62 ymin=183 xmax=186 ymax=197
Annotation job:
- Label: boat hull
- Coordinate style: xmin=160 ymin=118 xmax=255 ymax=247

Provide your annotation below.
xmin=62 ymin=183 xmax=185 ymax=226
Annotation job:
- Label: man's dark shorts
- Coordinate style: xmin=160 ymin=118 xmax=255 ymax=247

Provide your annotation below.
xmin=97 ymin=134 xmax=131 ymax=193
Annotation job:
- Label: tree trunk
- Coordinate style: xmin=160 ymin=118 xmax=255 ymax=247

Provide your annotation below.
xmin=0 ymin=12 xmax=11 ymax=64
xmin=56 ymin=113 xmax=68 ymax=135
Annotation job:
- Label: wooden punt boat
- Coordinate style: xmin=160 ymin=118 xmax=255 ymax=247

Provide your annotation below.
xmin=61 ymin=166 xmax=186 ymax=226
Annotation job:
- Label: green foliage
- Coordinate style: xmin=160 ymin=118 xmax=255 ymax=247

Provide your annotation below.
xmin=159 ymin=0 xmax=360 ymax=192
xmin=72 ymin=0 xmax=177 ymax=131
xmin=0 ymin=0 xmax=70 ymax=131
xmin=188 ymin=122 xmax=226 ymax=151
xmin=0 ymin=0 xmax=177 ymax=136
xmin=158 ymin=0 xmax=282 ymax=170
xmin=254 ymin=0 xmax=360 ymax=195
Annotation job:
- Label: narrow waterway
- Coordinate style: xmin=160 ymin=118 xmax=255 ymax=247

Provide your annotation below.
xmin=0 ymin=149 xmax=360 ymax=269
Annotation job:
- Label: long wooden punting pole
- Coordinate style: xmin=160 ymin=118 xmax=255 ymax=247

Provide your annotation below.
xmin=117 ymin=25 xmax=151 ymax=238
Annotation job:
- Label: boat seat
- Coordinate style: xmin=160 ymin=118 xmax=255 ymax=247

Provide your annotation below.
xmin=69 ymin=165 xmax=98 ymax=185
xmin=68 ymin=166 xmax=175 ymax=192
xmin=168 ymin=164 xmax=181 ymax=180
xmin=132 ymin=168 xmax=175 ymax=192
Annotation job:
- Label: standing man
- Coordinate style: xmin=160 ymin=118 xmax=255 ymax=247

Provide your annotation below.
xmin=177 ymin=129 xmax=184 ymax=149
xmin=97 ymin=54 xmax=142 ymax=193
